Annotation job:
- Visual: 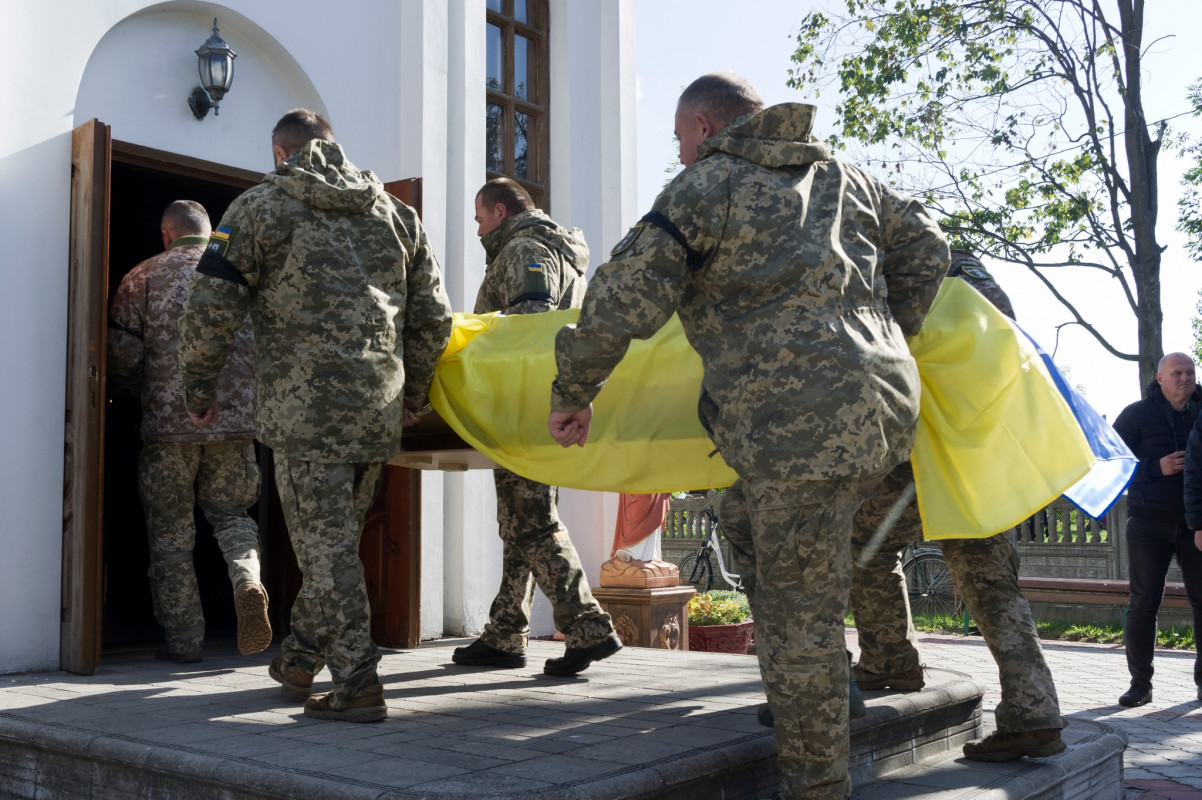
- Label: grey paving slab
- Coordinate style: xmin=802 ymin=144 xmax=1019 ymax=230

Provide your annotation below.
xmin=0 ymin=631 xmax=1199 ymax=798
xmin=0 ymin=638 xmax=774 ymax=799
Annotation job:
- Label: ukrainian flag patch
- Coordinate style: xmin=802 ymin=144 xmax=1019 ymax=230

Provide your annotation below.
xmin=206 ymin=225 xmax=234 ymax=258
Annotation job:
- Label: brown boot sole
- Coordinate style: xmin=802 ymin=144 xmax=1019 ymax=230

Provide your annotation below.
xmin=963 ymin=737 xmax=1066 ymax=762
xmin=236 ymin=584 xmax=273 ymax=656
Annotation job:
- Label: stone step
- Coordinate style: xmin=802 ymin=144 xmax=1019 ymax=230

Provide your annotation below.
xmin=853 ymin=714 xmax=1127 ymax=800
xmin=850 ymin=666 xmax=985 ymax=784
xmin=0 ymin=646 xmax=1127 ymax=800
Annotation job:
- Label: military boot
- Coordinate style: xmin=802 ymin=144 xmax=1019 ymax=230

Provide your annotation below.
xmin=852 ymin=664 xmax=925 ymax=691
xmin=303 ymin=685 xmax=387 ymax=723
xmin=234 ymin=582 xmax=272 ymax=656
xmin=452 ymin=639 xmax=527 ymax=668
xmin=962 ymin=728 xmax=1066 ymax=762
xmin=269 ymin=655 xmax=320 ymax=699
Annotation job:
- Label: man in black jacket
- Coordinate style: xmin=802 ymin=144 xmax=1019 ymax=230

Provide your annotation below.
xmin=1114 ymin=352 xmax=1202 ymax=707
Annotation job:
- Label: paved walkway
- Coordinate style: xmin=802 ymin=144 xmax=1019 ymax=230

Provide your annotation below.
xmin=892 ymin=631 xmax=1202 ymax=800
xmin=0 ymin=630 xmax=1198 ymax=798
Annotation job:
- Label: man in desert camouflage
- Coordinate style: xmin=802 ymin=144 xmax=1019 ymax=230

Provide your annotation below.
xmin=108 ymin=199 xmax=270 ymax=664
xmin=452 ymin=177 xmax=620 ymax=676
xmin=179 ymin=110 xmax=452 ymax=722
xmin=548 ymin=73 xmax=947 ymax=799
xmin=849 ymin=250 xmax=1066 ymax=762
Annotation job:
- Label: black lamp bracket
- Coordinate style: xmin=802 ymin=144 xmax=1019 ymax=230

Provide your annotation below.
xmin=188 ymin=87 xmax=214 ymax=120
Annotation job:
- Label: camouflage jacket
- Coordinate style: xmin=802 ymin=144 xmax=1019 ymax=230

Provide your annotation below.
xmin=474 ymin=209 xmax=588 ymax=315
xmin=108 ymin=239 xmax=256 ymax=443
xmin=552 ymin=103 xmax=949 ymax=481
xmin=178 ymin=140 xmax=453 ymax=463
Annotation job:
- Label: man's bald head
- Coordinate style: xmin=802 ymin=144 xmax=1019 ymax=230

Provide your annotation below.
xmin=1157 ymin=352 xmax=1197 ymax=411
xmin=674 ymin=72 xmax=764 ymax=168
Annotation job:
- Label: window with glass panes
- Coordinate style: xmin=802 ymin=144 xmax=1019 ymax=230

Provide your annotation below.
xmin=486 ymin=0 xmax=548 ymax=207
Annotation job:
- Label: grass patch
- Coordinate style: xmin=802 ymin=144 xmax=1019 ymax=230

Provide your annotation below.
xmin=848 ymin=613 xmax=1195 ymax=650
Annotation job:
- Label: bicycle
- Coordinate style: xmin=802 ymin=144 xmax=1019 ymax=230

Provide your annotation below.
xmin=901 ymin=541 xmax=960 ymax=619
xmin=674 ymin=490 xmax=744 ymax=594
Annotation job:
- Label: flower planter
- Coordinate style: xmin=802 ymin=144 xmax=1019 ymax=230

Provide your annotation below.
xmin=688 ymin=620 xmax=754 ymax=654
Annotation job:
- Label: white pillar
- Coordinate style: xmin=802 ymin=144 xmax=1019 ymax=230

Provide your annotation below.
xmin=435 ymin=0 xmax=503 ymax=638
xmin=535 ymin=0 xmax=639 ymax=633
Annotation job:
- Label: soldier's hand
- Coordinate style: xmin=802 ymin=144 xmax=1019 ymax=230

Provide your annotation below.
xmin=1160 ymin=450 xmax=1186 ymax=476
xmin=403 ymin=398 xmax=431 ymax=427
xmin=549 ymin=407 xmax=592 ymax=448
xmin=188 ymin=402 xmax=218 ymax=428
xmin=1196 ymin=530 xmax=1202 ymax=552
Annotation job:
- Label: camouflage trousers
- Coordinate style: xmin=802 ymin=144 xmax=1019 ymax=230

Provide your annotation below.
xmin=274 ymin=455 xmax=383 ymax=699
xmin=721 ymin=473 xmax=887 ymax=800
xmin=479 ymin=469 xmax=613 ymax=653
xmin=851 ymin=462 xmax=1063 ymax=733
xmin=138 ymin=440 xmax=262 ymax=653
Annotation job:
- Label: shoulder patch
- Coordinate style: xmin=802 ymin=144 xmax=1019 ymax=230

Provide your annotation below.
xmin=959 ymin=266 xmax=992 ymax=281
xmin=206 ymin=225 xmax=236 ymax=259
xmin=522 ymin=262 xmax=552 ymax=296
xmin=610 ymin=222 xmax=644 ymax=257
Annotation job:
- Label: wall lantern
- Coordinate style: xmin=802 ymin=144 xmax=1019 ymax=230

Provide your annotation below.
xmin=188 ymin=19 xmax=237 ymax=120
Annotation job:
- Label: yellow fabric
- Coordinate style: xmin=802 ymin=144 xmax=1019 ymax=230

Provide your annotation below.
xmin=429 ymin=310 xmax=739 ymax=493
xmin=429 ymin=279 xmax=1094 ymax=536
xmin=907 ymin=279 xmax=1093 ymax=539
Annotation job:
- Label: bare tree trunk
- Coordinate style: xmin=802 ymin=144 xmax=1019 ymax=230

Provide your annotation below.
xmin=1119 ymin=0 xmax=1163 ymax=388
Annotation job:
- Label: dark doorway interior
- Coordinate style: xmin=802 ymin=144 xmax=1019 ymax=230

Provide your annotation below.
xmin=102 ymin=160 xmax=256 ymax=651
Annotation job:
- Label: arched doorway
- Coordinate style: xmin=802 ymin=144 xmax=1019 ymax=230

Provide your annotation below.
xmin=62 ymin=6 xmax=423 ymax=673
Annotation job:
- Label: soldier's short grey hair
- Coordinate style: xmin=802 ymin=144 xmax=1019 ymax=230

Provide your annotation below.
xmin=677 ymin=72 xmax=765 ymax=130
xmin=272 ymin=109 xmax=336 ymax=155
xmin=161 ymin=200 xmax=210 ymax=238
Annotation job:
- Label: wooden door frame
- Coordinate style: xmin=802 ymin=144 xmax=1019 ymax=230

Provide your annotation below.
xmin=62 ymin=120 xmax=111 ymax=674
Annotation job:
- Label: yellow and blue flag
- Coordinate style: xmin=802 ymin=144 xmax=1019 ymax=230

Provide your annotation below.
xmin=428 ymin=279 xmax=1108 ymax=538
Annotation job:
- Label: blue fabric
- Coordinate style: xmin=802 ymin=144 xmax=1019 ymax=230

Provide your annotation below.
xmin=1017 ymin=325 xmax=1137 ymax=519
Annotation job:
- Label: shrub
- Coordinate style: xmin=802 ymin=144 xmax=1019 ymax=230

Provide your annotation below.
xmin=688 ymin=591 xmax=752 ymax=626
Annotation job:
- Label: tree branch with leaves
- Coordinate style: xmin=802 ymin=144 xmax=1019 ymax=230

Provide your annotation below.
xmin=789 ymin=0 xmax=1175 ymax=387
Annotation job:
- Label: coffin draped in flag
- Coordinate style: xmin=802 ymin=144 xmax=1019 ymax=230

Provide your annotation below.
xmin=428 ymin=310 xmax=739 ymax=494
xmin=428 ymin=278 xmax=1102 ymax=536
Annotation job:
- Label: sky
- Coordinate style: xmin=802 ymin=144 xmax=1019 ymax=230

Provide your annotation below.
xmin=634 ymin=0 xmax=1202 ymax=422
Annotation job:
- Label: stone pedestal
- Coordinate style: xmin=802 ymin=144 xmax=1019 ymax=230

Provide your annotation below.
xmin=593 ymin=585 xmax=695 ymax=651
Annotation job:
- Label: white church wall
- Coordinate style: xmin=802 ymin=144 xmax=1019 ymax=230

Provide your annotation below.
xmin=1 ymin=0 xmax=637 ymax=671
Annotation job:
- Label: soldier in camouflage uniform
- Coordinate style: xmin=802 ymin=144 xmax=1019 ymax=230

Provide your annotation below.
xmin=452 ymin=178 xmax=620 ymax=675
xmin=848 ymin=251 xmax=1066 ymax=762
xmin=548 ymin=73 xmax=947 ymax=800
xmin=179 ymin=110 xmax=453 ymax=723
xmin=108 ymin=200 xmax=269 ymax=664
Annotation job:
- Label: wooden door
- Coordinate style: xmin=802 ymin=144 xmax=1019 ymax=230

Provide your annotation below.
xmin=62 ymin=119 xmax=111 ymax=674
xmin=360 ymin=467 xmax=422 ymax=647
xmin=357 ymin=178 xmax=425 ymax=648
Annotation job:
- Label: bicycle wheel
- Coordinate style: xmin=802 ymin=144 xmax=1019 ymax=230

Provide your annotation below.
xmin=678 ymin=552 xmax=715 ymax=594
xmin=903 ymin=551 xmax=959 ymax=619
